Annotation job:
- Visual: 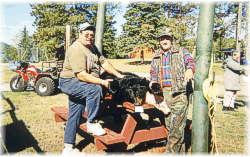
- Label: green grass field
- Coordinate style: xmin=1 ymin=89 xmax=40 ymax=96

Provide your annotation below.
xmin=0 ymin=60 xmax=249 ymax=155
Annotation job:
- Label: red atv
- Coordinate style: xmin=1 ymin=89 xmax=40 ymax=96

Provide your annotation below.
xmin=9 ymin=61 xmax=63 ymax=96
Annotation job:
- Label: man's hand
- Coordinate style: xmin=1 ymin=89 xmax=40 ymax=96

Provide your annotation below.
xmin=117 ymin=74 xmax=126 ymax=79
xmin=149 ymin=81 xmax=157 ymax=89
xmin=103 ymin=79 xmax=113 ymax=88
xmin=184 ymin=69 xmax=193 ymax=82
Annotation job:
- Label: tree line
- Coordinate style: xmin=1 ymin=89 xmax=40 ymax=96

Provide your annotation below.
xmin=1 ymin=1 xmax=248 ymax=62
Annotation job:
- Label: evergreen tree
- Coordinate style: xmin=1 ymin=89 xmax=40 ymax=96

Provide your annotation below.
xmin=30 ymin=2 xmax=120 ymax=60
xmin=213 ymin=2 xmax=248 ymax=59
xmin=3 ymin=46 xmax=18 ymax=62
xmin=18 ymin=26 xmax=32 ymax=61
xmin=119 ymin=2 xmax=198 ymax=57
xmin=120 ymin=2 xmax=167 ymax=57
xmin=164 ymin=2 xmax=198 ymax=44
xmin=1 ymin=43 xmax=18 ymax=62
xmin=102 ymin=2 xmax=121 ymax=58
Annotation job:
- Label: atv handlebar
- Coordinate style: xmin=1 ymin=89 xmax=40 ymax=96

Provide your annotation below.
xmin=20 ymin=61 xmax=29 ymax=69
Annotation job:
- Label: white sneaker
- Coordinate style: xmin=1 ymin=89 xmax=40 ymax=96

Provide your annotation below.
xmin=62 ymin=148 xmax=80 ymax=156
xmin=87 ymin=121 xmax=106 ymax=136
xmin=93 ymin=122 xmax=102 ymax=128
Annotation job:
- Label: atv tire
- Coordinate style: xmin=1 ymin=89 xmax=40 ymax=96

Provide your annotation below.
xmin=35 ymin=77 xmax=55 ymax=96
xmin=10 ymin=75 xmax=27 ymax=92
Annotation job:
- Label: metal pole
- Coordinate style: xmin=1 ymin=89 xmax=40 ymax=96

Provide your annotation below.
xmin=95 ymin=1 xmax=106 ymax=54
xmin=246 ymin=2 xmax=249 ymax=63
xmin=17 ymin=49 xmax=20 ymax=61
xmin=36 ymin=47 xmax=38 ymax=62
xmin=191 ymin=2 xmax=215 ymax=154
xmin=66 ymin=25 xmax=71 ymax=52
xmin=236 ymin=2 xmax=242 ymax=63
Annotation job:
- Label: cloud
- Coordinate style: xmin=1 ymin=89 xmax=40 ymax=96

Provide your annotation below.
xmin=5 ymin=4 xmax=17 ymax=9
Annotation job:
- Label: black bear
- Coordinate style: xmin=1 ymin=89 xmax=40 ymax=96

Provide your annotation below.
xmin=100 ymin=71 xmax=165 ymax=106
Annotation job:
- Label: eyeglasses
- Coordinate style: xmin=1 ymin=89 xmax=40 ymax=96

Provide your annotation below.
xmin=84 ymin=33 xmax=94 ymax=39
xmin=160 ymin=36 xmax=172 ymax=41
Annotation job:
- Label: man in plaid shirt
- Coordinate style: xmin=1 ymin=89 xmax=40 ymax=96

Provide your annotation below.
xmin=149 ymin=27 xmax=195 ymax=154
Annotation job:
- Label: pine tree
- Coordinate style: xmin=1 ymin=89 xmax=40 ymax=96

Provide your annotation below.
xmin=18 ymin=26 xmax=32 ymax=61
xmin=119 ymin=2 xmax=198 ymax=57
xmin=212 ymin=2 xmax=248 ymax=59
xmin=102 ymin=2 xmax=121 ymax=58
xmin=2 ymin=44 xmax=18 ymax=62
xmin=30 ymin=2 xmax=120 ymax=60
xmin=120 ymin=2 xmax=167 ymax=57
xmin=164 ymin=2 xmax=198 ymax=53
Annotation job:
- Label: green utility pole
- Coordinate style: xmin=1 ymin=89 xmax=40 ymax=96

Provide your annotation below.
xmin=191 ymin=2 xmax=215 ymax=154
xmin=95 ymin=1 xmax=106 ymax=55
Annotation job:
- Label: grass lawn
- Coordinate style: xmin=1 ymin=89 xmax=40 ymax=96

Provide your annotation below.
xmin=0 ymin=59 xmax=249 ymax=155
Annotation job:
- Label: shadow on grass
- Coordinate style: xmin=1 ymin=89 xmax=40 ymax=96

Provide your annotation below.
xmin=75 ymin=129 xmax=94 ymax=151
xmin=218 ymin=96 xmax=249 ymax=109
xmin=235 ymin=100 xmax=249 ymax=109
xmin=125 ymin=61 xmax=151 ymax=65
xmin=50 ymin=87 xmax=62 ymax=96
xmin=185 ymin=119 xmax=192 ymax=153
xmin=101 ymin=119 xmax=192 ymax=155
xmin=63 ymin=101 xmax=193 ymax=155
xmin=83 ymin=114 xmax=192 ymax=155
xmin=25 ymin=86 xmax=62 ymax=97
xmin=0 ymin=92 xmax=45 ymax=155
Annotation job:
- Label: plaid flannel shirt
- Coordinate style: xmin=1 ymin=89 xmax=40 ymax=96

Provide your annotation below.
xmin=150 ymin=47 xmax=195 ymax=87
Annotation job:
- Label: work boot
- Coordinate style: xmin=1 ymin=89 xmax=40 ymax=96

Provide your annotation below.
xmin=87 ymin=121 xmax=106 ymax=136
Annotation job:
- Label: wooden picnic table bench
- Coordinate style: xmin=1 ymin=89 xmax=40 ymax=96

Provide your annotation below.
xmin=51 ymin=95 xmax=169 ymax=151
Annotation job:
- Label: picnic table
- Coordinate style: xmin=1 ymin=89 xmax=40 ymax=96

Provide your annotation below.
xmin=51 ymin=95 xmax=169 ymax=151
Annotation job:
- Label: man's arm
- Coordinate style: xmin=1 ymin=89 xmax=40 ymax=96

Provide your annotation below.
xmin=183 ymin=48 xmax=195 ymax=82
xmin=183 ymin=48 xmax=195 ymax=72
xmin=76 ymin=71 xmax=112 ymax=88
xmin=226 ymin=58 xmax=245 ymax=72
xmin=150 ymin=58 xmax=158 ymax=82
xmin=101 ymin=60 xmax=125 ymax=79
xmin=149 ymin=58 xmax=160 ymax=88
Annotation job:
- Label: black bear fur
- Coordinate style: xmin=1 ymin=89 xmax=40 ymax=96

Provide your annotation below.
xmin=100 ymin=71 xmax=164 ymax=105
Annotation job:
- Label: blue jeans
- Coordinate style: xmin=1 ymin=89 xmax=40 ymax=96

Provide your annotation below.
xmin=59 ymin=77 xmax=102 ymax=144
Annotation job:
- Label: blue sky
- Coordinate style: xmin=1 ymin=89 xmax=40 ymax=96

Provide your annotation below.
xmin=0 ymin=2 xmax=37 ymax=46
xmin=0 ymin=1 xmax=128 ymax=46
